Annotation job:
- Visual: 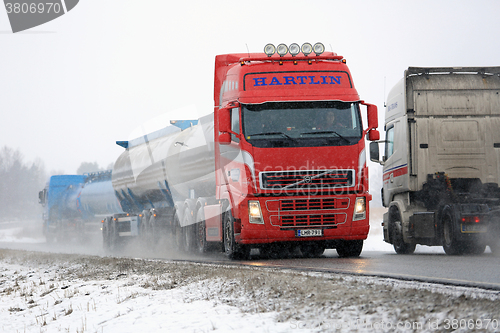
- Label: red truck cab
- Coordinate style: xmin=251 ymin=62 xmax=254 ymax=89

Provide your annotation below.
xmin=211 ymin=43 xmax=379 ymax=258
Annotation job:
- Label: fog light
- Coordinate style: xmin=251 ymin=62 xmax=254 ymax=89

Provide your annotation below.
xmin=353 ymin=197 xmax=366 ymax=221
xmin=301 ymin=42 xmax=313 ymax=56
xmin=313 ymin=42 xmax=325 ymax=55
xmin=264 ymin=43 xmax=276 ymax=56
xmin=249 ymin=201 xmax=264 ymax=224
xmin=277 ymin=43 xmax=288 ymax=56
xmin=289 ymin=43 xmax=300 ymax=56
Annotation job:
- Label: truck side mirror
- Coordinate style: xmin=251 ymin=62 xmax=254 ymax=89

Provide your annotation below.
xmin=218 ymin=108 xmax=231 ymax=145
xmin=219 ymin=132 xmax=231 ymax=145
xmin=369 ymin=142 xmax=381 ymax=163
xmin=367 ymin=104 xmax=378 ymax=130
xmin=38 ymin=190 xmax=45 ymax=204
xmin=368 ymin=129 xmax=380 ymax=141
xmin=219 ymin=108 xmax=231 ymax=133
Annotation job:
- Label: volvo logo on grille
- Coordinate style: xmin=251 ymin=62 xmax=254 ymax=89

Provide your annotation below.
xmin=303 ymin=176 xmax=312 ymax=183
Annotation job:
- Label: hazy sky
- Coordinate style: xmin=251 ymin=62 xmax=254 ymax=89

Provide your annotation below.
xmin=1 ymin=0 xmax=499 ymax=175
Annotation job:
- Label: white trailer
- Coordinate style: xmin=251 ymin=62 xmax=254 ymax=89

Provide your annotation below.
xmin=370 ymin=67 xmax=500 ymax=255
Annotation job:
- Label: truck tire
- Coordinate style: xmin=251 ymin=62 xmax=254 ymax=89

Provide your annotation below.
xmin=182 ymin=208 xmax=196 ymax=253
xmin=336 ymin=240 xmax=363 ymax=257
xmin=139 ymin=211 xmax=150 ymax=247
xmin=223 ymin=211 xmax=249 ymax=260
xmin=173 ymin=212 xmax=184 ymax=252
xmin=391 ymin=213 xmax=416 ymax=254
xmin=442 ymin=209 xmax=465 ymax=255
xmin=105 ymin=217 xmax=120 ymax=253
xmin=195 ymin=208 xmax=207 ymax=254
xmin=102 ymin=218 xmax=109 ymax=250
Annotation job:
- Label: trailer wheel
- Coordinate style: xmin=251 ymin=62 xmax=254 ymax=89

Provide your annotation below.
xmin=442 ymin=209 xmax=464 ymax=255
xmin=173 ymin=213 xmax=184 ymax=252
xmin=391 ymin=212 xmax=416 ymax=254
xmin=105 ymin=217 xmax=120 ymax=253
xmin=139 ymin=211 xmax=150 ymax=247
xmin=223 ymin=212 xmax=249 ymax=260
xmin=336 ymin=240 xmax=363 ymax=257
xmin=102 ymin=218 xmax=110 ymax=250
xmin=182 ymin=209 xmax=196 ymax=253
xmin=195 ymin=208 xmax=207 ymax=254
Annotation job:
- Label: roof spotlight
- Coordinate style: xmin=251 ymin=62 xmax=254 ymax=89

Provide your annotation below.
xmin=289 ymin=43 xmax=300 ymax=56
xmin=313 ymin=42 xmax=325 ymax=55
xmin=264 ymin=43 xmax=276 ymax=57
xmin=301 ymin=42 xmax=313 ymax=56
xmin=277 ymin=43 xmax=288 ymax=56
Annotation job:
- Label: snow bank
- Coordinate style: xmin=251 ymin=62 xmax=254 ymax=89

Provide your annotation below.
xmin=1 ymin=250 xmax=499 ymax=333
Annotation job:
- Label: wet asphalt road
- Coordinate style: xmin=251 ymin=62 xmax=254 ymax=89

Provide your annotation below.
xmin=1 ymin=234 xmax=499 ymax=291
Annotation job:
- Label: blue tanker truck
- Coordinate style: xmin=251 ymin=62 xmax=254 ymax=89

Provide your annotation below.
xmin=38 ymin=170 xmax=123 ymax=243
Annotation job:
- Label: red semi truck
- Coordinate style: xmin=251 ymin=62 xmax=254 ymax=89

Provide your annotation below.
xmin=104 ymin=43 xmax=379 ymax=259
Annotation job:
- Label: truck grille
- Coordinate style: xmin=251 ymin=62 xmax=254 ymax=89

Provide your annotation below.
xmin=266 ymin=198 xmax=349 ymax=229
xmin=280 ymin=198 xmax=349 ymax=211
xmin=270 ymin=213 xmax=346 ymax=229
xmin=259 ymin=169 xmax=354 ymax=190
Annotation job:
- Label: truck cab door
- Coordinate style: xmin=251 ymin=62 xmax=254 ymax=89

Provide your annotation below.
xmin=382 ymin=120 xmax=407 ymax=206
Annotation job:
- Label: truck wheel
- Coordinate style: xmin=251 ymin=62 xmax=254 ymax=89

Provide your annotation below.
xmin=300 ymin=243 xmax=325 ymax=258
xmin=102 ymin=218 xmax=109 ymax=250
xmin=139 ymin=212 xmax=150 ymax=247
xmin=173 ymin=212 xmax=189 ymax=253
xmin=107 ymin=218 xmax=120 ymax=253
xmin=442 ymin=210 xmax=464 ymax=255
xmin=223 ymin=212 xmax=249 ymax=260
xmin=182 ymin=209 xmax=196 ymax=253
xmin=194 ymin=208 xmax=207 ymax=254
xmin=391 ymin=219 xmax=416 ymax=254
xmin=149 ymin=213 xmax=160 ymax=245
xmin=336 ymin=240 xmax=363 ymax=257
xmin=195 ymin=207 xmax=208 ymax=253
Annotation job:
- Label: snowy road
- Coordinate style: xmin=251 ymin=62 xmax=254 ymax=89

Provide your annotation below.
xmin=1 ymin=217 xmax=499 ymax=291
xmin=1 ymin=248 xmax=500 ymax=333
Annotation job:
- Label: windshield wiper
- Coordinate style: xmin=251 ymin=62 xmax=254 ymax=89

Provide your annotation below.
xmin=300 ymin=131 xmax=350 ymax=144
xmin=247 ymin=132 xmax=298 ymax=142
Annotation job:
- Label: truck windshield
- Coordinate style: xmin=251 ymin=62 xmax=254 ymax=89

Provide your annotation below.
xmin=241 ymin=101 xmax=363 ymax=148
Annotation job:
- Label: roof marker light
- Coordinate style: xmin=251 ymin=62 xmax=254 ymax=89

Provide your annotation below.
xmin=289 ymin=43 xmax=300 ymax=56
xmin=313 ymin=42 xmax=325 ymax=55
xmin=301 ymin=42 xmax=313 ymax=56
xmin=277 ymin=43 xmax=288 ymax=57
xmin=264 ymin=43 xmax=276 ymax=57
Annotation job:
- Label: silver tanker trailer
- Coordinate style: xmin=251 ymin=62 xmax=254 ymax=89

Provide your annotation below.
xmin=103 ymin=116 xmax=220 ymax=251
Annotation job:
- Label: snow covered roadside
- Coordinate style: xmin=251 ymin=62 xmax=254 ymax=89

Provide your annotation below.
xmin=1 ymin=250 xmax=500 ymax=333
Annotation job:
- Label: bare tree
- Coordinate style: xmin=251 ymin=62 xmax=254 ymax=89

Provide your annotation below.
xmin=0 ymin=146 xmax=47 ymax=221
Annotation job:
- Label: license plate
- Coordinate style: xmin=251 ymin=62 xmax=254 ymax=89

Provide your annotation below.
xmin=461 ymin=224 xmax=487 ymax=233
xmin=296 ymin=229 xmax=323 ymax=237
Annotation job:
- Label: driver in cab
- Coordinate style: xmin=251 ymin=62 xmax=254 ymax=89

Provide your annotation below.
xmin=316 ymin=110 xmax=345 ymax=131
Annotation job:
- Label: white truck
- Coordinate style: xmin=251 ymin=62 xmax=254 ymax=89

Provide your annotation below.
xmin=370 ymin=67 xmax=500 ymax=255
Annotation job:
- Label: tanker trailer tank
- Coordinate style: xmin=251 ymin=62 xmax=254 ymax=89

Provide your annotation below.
xmin=78 ymin=170 xmax=124 ymax=236
xmin=104 ymin=115 xmax=216 ymax=250
xmin=111 ymin=115 xmax=215 ymax=214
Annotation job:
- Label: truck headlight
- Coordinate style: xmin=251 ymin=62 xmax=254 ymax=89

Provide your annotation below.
xmin=353 ymin=197 xmax=366 ymax=221
xmin=249 ymin=201 xmax=264 ymax=224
